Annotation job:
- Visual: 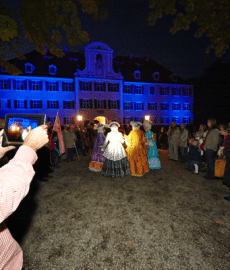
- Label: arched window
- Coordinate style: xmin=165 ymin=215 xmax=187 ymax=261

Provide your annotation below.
xmin=134 ymin=70 xmax=141 ymax=79
xmin=96 ymin=54 xmax=103 ymax=64
xmin=49 ymin=65 xmax=57 ymax=75
xmin=25 ymin=63 xmax=35 ymax=74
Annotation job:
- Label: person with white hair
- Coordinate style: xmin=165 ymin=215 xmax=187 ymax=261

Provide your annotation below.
xmin=89 ymin=124 xmax=106 ymax=172
xmin=143 ymin=122 xmax=161 ymax=169
xmin=101 ymin=122 xmax=130 ymax=178
xmin=124 ymin=121 xmax=149 ymax=177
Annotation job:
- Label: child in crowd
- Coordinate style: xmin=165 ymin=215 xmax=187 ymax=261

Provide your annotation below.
xmin=187 ymin=139 xmax=202 ymax=174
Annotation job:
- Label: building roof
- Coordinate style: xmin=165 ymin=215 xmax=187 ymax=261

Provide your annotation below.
xmin=0 ymin=47 xmax=186 ymax=84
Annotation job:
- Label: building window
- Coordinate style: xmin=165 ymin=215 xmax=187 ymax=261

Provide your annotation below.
xmin=48 ymin=82 xmax=57 ymax=91
xmin=47 ymin=117 xmax=56 ymax=124
xmin=153 ymin=72 xmax=159 ymax=81
xmin=182 ymin=88 xmax=191 ymax=96
xmin=161 ymin=117 xmax=169 ymax=124
xmin=79 ymin=99 xmax=93 ymax=109
xmin=16 ymin=80 xmax=25 ymax=90
xmin=0 ymin=80 xmax=9 ymax=90
xmin=123 ymin=85 xmax=131 ymax=94
xmin=63 ymin=82 xmax=73 ymax=92
xmin=31 ymin=81 xmax=40 ymax=91
xmin=63 ymin=101 xmax=75 ymax=109
xmin=108 ymin=100 xmax=120 ymax=109
xmin=95 ymin=82 xmax=105 ymax=91
xmin=172 ymin=87 xmax=181 ymax=96
xmin=124 ymin=102 xmax=132 ymax=110
xmin=148 ymin=102 xmax=157 ymax=110
xmin=135 ymin=102 xmax=143 ymax=111
xmin=47 ymin=100 xmax=59 ymax=109
xmin=123 ymin=117 xmax=133 ymax=124
xmin=108 ymin=83 xmax=119 ymax=92
xmin=134 ymin=117 xmax=142 ymax=122
xmin=183 ymin=117 xmax=191 ymax=125
xmin=173 ymin=103 xmax=181 ymax=110
xmin=134 ymin=71 xmax=141 ymax=79
xmin=172 ymin=74 xmax=177 ymax=82
xmin=63 ymin=117 xmax=73 ymax=125
xmin=25 ymin=63 xmax=34 ymax=74
xmin=30 ymin=100 xmax=42 ymax=109
xmin=183 ymin=103 xmax=190 ymax=111
xmin=160 ymin=86 xmax=169 ymax=95
xmin=172 ymin=117 xmax=180 ymax=124
xmin=0 ymin=99 xmax=11 ymax=109
xmin=79 ymin=81 xmax=92 ymax=91
xmin=135 ymin=85 xmax=142 ymax=94
xmin=94 ymin=99 xmax=106 ymax=109
xmin=49 ymin=65 xmax=57 ymax=75
xmin=14 ymin=100 xmax=27 ymax=109
xmin=160 ymin=103 xmax=168 ymax=111
xmin=150 ymin=86 xmax=155 ymax=95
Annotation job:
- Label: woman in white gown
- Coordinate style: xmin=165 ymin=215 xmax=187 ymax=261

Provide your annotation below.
xmin=101 ymin=122 xmax=131 ymax=178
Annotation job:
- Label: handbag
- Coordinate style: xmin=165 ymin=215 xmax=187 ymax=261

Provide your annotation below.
xmin=215 ymin=159 xmax=226 ymax=178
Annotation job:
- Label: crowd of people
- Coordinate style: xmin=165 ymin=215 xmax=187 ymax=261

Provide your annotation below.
xmin=1 ymin=117 xmax=230 ymax=269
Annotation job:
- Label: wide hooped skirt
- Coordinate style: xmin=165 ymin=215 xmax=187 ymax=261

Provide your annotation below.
xmin=101 ymin=157 xmax=131 ymax=178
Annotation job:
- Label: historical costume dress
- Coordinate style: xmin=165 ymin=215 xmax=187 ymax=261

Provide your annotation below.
xmin=89 ymin=124 xmax=106 ymax=172
xmin=101 ymin=122 xmax=131 ymax=178
xmin=124 ymin=121 xmax=149 ymax=177
xmin=143 ymin=122 xmax=161 ymax=169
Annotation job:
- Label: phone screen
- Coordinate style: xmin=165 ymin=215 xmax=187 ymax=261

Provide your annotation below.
xmin=7 ymin=117 xmax=39 ymax=142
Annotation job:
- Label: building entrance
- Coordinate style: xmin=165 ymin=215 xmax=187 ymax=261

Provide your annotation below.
xmin=94 ymin=116 xmax=108 ymax=124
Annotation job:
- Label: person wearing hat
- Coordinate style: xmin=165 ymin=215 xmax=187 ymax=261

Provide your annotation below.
xmin=143 ymin=122 xmax=161 ymax=169
xmin=100 ymin=122 xmax=130 ymax=178
xmin=89 ymin=124 xmax=106 ymax=172
xmin=124 ymin=121 xmax=149 ymax=177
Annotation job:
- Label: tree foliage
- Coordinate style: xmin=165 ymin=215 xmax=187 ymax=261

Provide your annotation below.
xmin=148 ymin=0 xmax=230 ymax=57
xmin=0 ymin=0 xmax=107 ymax=75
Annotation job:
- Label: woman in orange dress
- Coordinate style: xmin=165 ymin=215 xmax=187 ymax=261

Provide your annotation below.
xmin=124 ymin=121 xmax=149 ymax=176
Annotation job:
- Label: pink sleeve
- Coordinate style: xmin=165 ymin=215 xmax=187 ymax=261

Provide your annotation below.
xmin=0 ymin=145 xmax=38 ymax=223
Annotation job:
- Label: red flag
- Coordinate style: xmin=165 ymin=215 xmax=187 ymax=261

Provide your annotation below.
xmin=53 ymin=112 xmax=65 ymax=155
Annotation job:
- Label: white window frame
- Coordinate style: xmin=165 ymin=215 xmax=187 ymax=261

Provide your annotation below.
xmin=0 ymin=79 xmax=8 ymax=90
xmin=17 ymin=100 xmax=26 ymax=109
xmin=31 ymin=100 xmax=41 ymax=109
xmin=82 ymin=100 xmax=91 ymax=109
xmin=1 ymin=99 xmax=10 ymax=108
xmin=173 ymin=103 xmax=181 ymax=111
xmin=32 ymin=81 xmax=40 ymax=91
xmin=96 ymin=100 xmax=105 ymax=109
xmin=65 ymin=82 xmax=72 ymax=91
xmin=49 ymin=82 xmax=57 ymax=91
xmin=161 ymin=117 xmax=168 ymax=124
xmin=109 ymin=83 xmax=118 ymax=92
xmin=183 ymin=88 xmax=190 ymax=96
xmin=161 ymin=103 xmax=168 ymax=111
xmin=25 ymin=63 xmax=34 ymax=74
xmin=148 ymin=102 xmax=157 ymax=110
xmin=134 ymin=71 xmax=141 ymax=79
xmin=149 ymin=86 xmax=155 ymax=95
xmin=183 ymin=117 xmax=190 ymax=125
xmin=136 ymin=102 xmax=142 ymax=111
xmin=172 ymin=117 xmax=180 ymax=124
xmin=124 ymin=102 xmax=131 ymax=110
xmin=160 ymin=87 xmax=169 ymax=96
xmin=49 ymin=100 xmax=58 ymax=109
xmin=64 ymin=117 xmax=73 ymax=125
xmin=123 ymin=85 xmax=131 ymax=94
xmin=110 ymin=100 xmax=118 ymax=109
xmin=135 ymin=85 xmax=142 ymax=94
xmin=172 ymin=87 xmax=180 ymax=96
xmin=95 ymin=82 xmax=104 ymax=91
xmin=16 ymin=80 xmax=25 ymax=90
xmin=49 ymin=65 xmax=57 ymax=75
xmin=183 ymin=103 xmax=190 ymax=111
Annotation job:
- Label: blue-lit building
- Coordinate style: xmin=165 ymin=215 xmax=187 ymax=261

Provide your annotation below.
xmin=0 ymin=42 xmax=193 ymax=125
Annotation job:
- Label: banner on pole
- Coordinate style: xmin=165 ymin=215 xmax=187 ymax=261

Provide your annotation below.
xmin=53 ymin=112 xmax=65 ymax=155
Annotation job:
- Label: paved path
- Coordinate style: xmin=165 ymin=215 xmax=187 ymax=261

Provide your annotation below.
xmin=6 ymin=150 xmax=230 ymax=270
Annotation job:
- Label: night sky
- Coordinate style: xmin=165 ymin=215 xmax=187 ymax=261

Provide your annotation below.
xmin=2 ymin=0 xmax=230 ymax=79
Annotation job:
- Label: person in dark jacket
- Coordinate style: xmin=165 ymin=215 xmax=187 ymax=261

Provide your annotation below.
xmin=222 ymin=129 xmax=230 ymax=200
xmin=187 ymin=139 xmax=202 ymax=174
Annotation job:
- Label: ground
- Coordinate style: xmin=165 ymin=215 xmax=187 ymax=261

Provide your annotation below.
xmin=6 ymin=150 xmax=230 ymax=270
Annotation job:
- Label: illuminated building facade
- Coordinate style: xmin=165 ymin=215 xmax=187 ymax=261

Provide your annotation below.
xmin=0 ymin=42 xmax=193 ymax=125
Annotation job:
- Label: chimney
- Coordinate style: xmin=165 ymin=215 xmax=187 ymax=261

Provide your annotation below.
xmin=64 ymin=47 xmax=68 ymax=53
xmin=129 ymin=53 xmax=133 ymax=59
xmin=146 ymin=55 xmax=149 ymax=61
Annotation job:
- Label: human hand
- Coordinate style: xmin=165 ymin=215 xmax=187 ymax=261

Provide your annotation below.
xmin=23 ymin=125 xmax=49 ymax=152
xmin=0 ymin=129 xmax=16 ymax=159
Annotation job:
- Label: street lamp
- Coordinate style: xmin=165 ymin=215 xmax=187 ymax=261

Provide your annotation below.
xmin=77 ymin=115 xmax=83 ymax=121
xmin=144 ymin=115 xmax=150 ymax=122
